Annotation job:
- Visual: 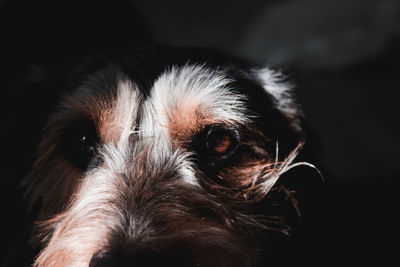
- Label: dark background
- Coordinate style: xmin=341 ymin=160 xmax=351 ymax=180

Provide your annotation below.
xmin=1 ymin=0 xmax=399 ymax=265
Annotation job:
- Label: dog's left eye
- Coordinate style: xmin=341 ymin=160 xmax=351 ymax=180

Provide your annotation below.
xmin=206 ymin=127 xmax=238 ymax=157
xmin=59 ymin=121 xmax=99 ymax=170
xmin=194 ymin=125 xmax=240 ymax=168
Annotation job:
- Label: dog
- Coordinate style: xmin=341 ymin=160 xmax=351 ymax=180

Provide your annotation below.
xmin=14 ymin=45 xmax=320 ymax=267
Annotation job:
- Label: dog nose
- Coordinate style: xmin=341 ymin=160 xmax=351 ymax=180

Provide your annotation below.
xmin=89 ymin=248 xmax=192 ymax=267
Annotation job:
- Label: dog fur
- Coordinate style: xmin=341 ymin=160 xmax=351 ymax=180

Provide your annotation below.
xmin=18 ymin=45 xmax=318 ymax=267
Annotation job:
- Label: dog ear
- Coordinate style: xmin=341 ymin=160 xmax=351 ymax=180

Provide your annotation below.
xmin=253 ymin=67 xmax=303 ymax=133
xmin=0 ymin=63 xmax=70 ymax=266
xmin=4 ymin=64 xmax=66 ymax=189
xmin=250 ymin=65 xmax=324 ymax=165
xmin=227 ymin=64 xmax=304 ymax=157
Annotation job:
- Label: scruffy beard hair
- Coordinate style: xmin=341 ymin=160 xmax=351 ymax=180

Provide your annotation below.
xmin=21 ymin=46 xmax=318 ymax=267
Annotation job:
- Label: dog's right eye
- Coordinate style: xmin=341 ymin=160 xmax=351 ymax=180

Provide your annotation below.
xmin=59 ymin=121 xmax=99 ymax=170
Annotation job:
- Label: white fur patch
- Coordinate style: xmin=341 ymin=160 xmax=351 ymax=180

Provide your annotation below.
xmin=146 ymin=65 xmax=247 ymax=130
xmin=114 ymin=80 xmax=141 ymax=149
xmin=255 ymin=67 xmax=302 ymax=131
xmin=141 ymin=64 xmax=249 ymax=185
xmin=34 ymin=167 xmax=124 ymax=266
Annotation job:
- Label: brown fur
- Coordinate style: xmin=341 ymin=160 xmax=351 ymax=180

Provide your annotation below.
xmin=23 ymin=65 xmax=312 ymax=267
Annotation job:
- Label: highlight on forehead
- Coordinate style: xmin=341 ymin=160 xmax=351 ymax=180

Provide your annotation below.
xmin=148 ymin=64 xmax=249 ymax=143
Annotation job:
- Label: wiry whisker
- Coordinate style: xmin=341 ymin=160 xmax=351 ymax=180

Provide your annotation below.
xmin=257 ymin=141 xmax=322 ymax=196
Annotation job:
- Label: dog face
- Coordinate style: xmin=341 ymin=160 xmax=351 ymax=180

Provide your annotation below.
xmin=23 ymin=46 xmax=310 ymax=267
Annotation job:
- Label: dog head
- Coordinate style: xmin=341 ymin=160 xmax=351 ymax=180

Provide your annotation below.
xmin=22 ymin=45 xmax=315 ymax=267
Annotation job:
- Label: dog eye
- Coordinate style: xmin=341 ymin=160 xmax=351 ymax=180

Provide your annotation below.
xmin=60 ymin=121 xmax=99 ymax=170
xmin=206 ymin=128 xmax=237 ymax=156
xmin=194 ymin=125 xmax=239 ymax=168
